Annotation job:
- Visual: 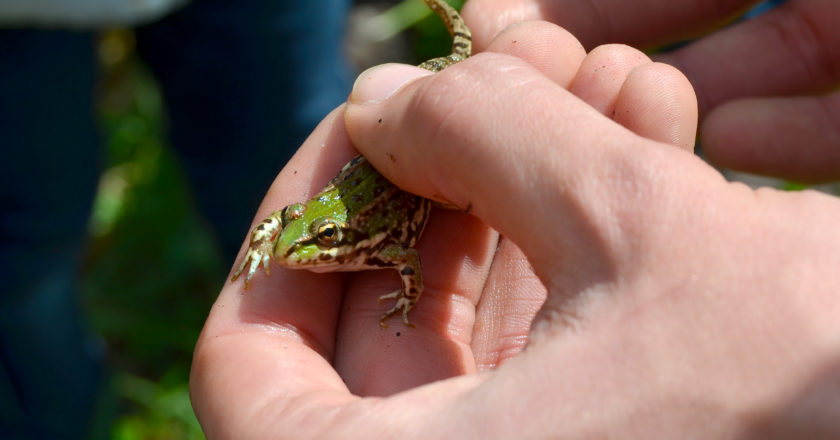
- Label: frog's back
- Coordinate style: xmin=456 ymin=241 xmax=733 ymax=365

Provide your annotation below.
xmin=330 ymin=155 xmax=431 ymax=250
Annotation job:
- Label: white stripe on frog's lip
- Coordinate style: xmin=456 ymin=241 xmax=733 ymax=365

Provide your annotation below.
xmin=278 ymin=231 xmax=390 ymax=273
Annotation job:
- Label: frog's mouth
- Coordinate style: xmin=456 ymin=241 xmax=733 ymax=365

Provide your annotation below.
xmin=281 ymin=236 xmax=350 ymax=265
xmin=283 ymin=237 xmax=317 ymax=259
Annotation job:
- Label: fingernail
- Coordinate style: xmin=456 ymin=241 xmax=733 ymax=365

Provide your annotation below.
xmin=349 ymin=63 xmax=431 ymax=105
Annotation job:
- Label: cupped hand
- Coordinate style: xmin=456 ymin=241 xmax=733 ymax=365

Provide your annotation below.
xmin=191 ymin=22 xmax=840 ymax=439
xmin=463 ymin=0 xmax=840 ymax=182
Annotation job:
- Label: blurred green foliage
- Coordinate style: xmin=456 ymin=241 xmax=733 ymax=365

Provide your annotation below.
xmin=371 ymin=0 xmax=464 ymax=60
xmin=410 ymin=0 xmax=465 ymax=62
xmin=83 ymin=30 xmax=220 ymax=439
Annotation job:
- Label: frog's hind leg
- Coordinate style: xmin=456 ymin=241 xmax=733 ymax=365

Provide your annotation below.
xmin=374 ymin=246 xmax=424 ymax=328
xmin=418 ymin=0 xmax=471 ymax=73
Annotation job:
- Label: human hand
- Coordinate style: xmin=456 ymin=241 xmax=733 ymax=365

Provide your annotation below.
xmin=191 ymin=22 xmax=840 ymax=438
xmin=462 ymin=0 xmax=840 ymax=182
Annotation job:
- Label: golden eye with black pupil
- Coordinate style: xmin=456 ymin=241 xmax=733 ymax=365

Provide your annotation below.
xmin=313 ymin=219 xmax=343 ymax=247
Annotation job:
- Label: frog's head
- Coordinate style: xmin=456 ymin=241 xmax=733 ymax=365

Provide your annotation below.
xmin=273 ymin=202 xmax=351 ymax=268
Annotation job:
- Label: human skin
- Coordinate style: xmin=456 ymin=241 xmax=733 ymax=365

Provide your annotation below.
xmin=462 ymin=0 xmax=840 ymax=182
xmin=190 ymin=21 xmax=840 ymax=439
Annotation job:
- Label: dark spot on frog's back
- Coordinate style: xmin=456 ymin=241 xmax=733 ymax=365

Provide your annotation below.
xmin=400 ymin=266 xmax=415 ymax=275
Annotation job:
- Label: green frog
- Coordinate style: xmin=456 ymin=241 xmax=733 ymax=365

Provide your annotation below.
xmin=231 ymin=0 xmax=471 ymax=328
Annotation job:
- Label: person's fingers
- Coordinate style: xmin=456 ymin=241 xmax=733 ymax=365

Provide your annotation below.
xmin=658 ymin=0 xmax=840 ymax=116
xmin=649 ymin=0 xmax=840 ymax=181
xmin=345 ymin=54 xmax=717 ymax=289
xmin=482 ymin=20 xmax=586 ymax=88
xmin=462 ymin=0 xmax=757 ymax=51
xmin=614 ymin=62 xmax=699 ymax=150
xmin=488 ymin=25 xmax=700 ymax=151
xmin=464 ymin=0 xmax=840 ymax=112
xmin=702 ymin=91 xmax=840 ymax=182
xmin=570 ymin=44 xmax=652 ymax=115
xmin=477 ymin=26 xmax=699 ymax=150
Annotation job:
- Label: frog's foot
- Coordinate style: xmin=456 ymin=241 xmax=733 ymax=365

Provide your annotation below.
xmin=378 ymin=290 xmax=418 ymax=328
xmin=231 ymin=215 xmax=282 ymax=288
xmin=375 ymin=247 xmax=424 ymax=328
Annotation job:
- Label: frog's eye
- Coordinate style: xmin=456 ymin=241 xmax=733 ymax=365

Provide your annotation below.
xmin=313 ymin=219 xmax=343 ymax=247
xmin=280 ymin=204 xmax=305 ymax=226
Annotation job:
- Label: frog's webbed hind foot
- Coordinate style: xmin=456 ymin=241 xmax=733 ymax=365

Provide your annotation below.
xmin=376 ymin=246 xmax=424 ymax=328
xmin=231 ymin=212 xmax=283 ymax=288
xmin=378 ymin=290 xmax=418 ymax=328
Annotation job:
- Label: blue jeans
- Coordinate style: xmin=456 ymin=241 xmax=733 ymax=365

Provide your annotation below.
xmin=0 ymin=0 xmax=351 ymax=437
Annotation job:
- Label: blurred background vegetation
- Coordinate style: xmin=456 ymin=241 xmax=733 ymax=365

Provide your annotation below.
xmin=86 ymin=29 xmax=222 ymax=440
xmin=82 ymin=1 xmax=461 ymax=438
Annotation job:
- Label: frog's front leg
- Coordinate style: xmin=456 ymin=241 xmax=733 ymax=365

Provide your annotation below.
xmin=375 ymin=245 xmax=424 ymax=328
xmin=231 ymin=209 xmax=285 ymax=287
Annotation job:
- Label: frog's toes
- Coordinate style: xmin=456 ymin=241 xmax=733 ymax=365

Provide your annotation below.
xmin=231 ymin=255 xmax=249 ymax=282
xmin=240 ymin=247 xmax=273 ymax=281
xmin=378 ymin=291 xmax=417 ymax=328
xmin=231 ymin=248 xmax=266 ymax=287
xmin=231 ymin=217 xmax=280 ymax=286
